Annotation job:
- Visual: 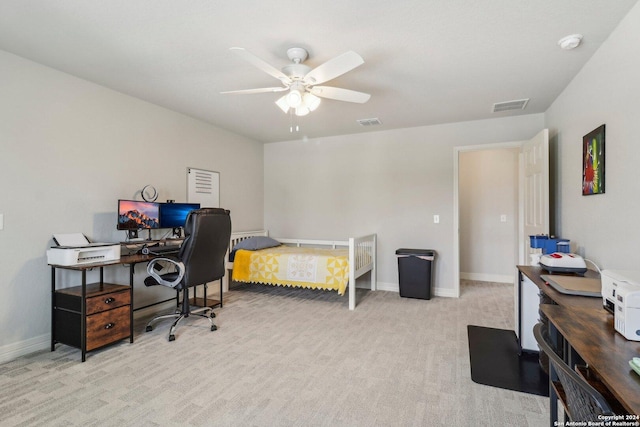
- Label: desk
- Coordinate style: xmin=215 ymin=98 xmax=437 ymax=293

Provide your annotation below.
xmin=518 ymin=266 xmax=640 ymax=422
xmin=51 ymin=253 xmax=222 ymax=361
xmin=540 ymin=304 xmax=640 ymax=415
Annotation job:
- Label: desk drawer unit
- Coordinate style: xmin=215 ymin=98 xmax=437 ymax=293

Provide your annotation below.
xmin=85 ymin=305 xmax=130 ymax=351
xmin=86 ymin=289 xmax=130 ymax=314
xmin=53 ymin=283 xmax=131 ymax=355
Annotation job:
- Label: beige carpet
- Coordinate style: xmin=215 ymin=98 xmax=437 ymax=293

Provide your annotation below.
xmin=0 ymin=281 xmax=548 ymax=426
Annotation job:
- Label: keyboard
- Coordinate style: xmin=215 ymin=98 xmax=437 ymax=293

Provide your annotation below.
xmin=148 ymin=245 xmax=181 ymax=255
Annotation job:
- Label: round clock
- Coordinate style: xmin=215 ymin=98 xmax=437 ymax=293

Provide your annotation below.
xmin=141 ymin=185 xmax=158 ymax=202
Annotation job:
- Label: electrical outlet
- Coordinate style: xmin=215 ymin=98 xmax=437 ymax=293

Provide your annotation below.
xmin=434 ymin=215 xmax=440 ymax=224
xmin=500 ymin=214 xmax=507 ymax=223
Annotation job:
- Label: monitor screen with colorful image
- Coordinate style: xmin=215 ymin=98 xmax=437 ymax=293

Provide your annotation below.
xmin=117 ymin=200 xmax=160 ymax=230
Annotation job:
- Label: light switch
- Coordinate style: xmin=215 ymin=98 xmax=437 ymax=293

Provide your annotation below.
xmin=434 ymin=215 xmax=440 ymax=224
xmin=500 ymin=214 xmax=507 ymax=223
xmin=0 ymin=213 xmax=3 ymax=230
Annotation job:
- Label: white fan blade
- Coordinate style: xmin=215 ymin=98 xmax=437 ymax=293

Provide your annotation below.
xmin=221 ymin=87 xmax=288 ymax=95
xmin=230 ymin=47 xmax=291 ymax=84
xmin=310 ymin=86 xmax=371 ymax=103
xmin=304 ymin=51 xmax=364 ymax=85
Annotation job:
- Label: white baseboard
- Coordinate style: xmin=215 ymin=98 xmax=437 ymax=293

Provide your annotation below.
xmin=361 ymin=281 xmax=457 ymax=298
xmin=364 ymin=280 xmax=397 ymax=292
xmin=0 ymin=333 xmax=50 ymax=365
xmin=434 ymin=287 xmax=458 ymax=298
xmin=460 ymin=272 xmax=513 ymax=284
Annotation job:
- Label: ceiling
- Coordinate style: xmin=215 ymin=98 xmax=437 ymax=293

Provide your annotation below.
xmin=0 ymin=1 xmax=637 ymax=143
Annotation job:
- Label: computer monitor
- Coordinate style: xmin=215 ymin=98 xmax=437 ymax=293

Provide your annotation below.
xmin=160 ymin=202 xmax=200 ymax=228
xmin=117 ymin=200 xmax=160 ymax=232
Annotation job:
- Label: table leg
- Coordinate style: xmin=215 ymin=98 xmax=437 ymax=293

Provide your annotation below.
xmin=129 ymin=263 xmax=134 ymax=343
xmin=81 ymin=270 xmax=86 ymax=362
xmin=51 ymin=267 xmax=56 ymax=352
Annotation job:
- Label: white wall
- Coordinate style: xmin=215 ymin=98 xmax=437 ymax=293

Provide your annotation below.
xmin=264 ymin=114 xmax=544 ymax=297
xmin=459 ymin=148 xmax=519 ymax=281
xmin=545 ymin=2 xmax=640 ymax=270
xmin=0 ymin=50 xmax=264 ymax=360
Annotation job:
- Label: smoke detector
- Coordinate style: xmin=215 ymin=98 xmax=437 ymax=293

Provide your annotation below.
xmin=558 ymin=34 xmax=583 ymax=50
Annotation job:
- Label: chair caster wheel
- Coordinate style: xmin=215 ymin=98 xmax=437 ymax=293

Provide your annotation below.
xmin=145 ymin=325 xmax=153 ymax=332
xmin=211 ymin=325 xmax=218 ymax=331
xmin=210 ymin=312 xmax=216 ymax=318
xmin=169 ymin=334 xmax=176 ymax=342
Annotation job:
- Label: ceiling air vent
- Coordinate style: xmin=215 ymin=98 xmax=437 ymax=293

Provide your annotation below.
xmin=357 ymin=118 xmax=382 ymax=126
xmin=492 ymin=98 xmax=529 ymax=113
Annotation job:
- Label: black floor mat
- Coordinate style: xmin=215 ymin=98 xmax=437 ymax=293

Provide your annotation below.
xmin=467 ymin=325 xmax=549 ymax=396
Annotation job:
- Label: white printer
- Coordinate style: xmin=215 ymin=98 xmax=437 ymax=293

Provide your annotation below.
xmin=46 ymin=233 xmax=121 ymax=266
xmin=47 ymin=243 xmax=121 ymax=266
xmin=601 ymin=270 xmax=640 ymax=313
xmin=613 ymin=279 xmax=640 ymax=341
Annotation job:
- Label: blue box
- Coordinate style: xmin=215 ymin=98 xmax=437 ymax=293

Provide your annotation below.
xmin=529 ymin=235 xmax=548 ymax=249
xmin=529 ymin=235 xmax=570 ymax=253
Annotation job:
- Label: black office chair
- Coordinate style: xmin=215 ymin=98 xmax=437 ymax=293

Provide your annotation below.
xmin=144 ymin=208 xmax=231 ymax=341
xmin=533 ymin=323 xmax=616 ymax=422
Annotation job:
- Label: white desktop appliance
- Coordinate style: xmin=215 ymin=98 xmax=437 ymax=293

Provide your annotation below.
xmin=613 ymin=279 xmax=640 ymax=341
xmin=46 ymin=233 xmax=120 ymax=266
xmin=601 ymin=269 xmax=640 ymax=314
xmin=47 ymin=243 xmax=121 ymax=266
xmin=539 ymin=252 xmax=587 ymax=275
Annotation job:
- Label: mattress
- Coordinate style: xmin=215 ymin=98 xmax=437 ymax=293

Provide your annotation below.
xmin=231 ymin=245 xmax=350 ymax=295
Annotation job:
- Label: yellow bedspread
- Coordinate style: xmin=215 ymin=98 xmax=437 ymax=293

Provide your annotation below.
xmin=232 ymin=246 xmax=350 ymax=295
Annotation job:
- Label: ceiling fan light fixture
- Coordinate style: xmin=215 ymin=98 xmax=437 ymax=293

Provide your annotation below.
xmin=286 ymin=89 xmax=303 ymax=108
xmin=295 ymin=105 xmax=310 ymax=116
xmin=303 ymin=93 xmax=321 ymax=111
xmin=225 ymin=47 xmax=370 ymax=119
xmin=275 ymin=95 xmax=290 ymax=113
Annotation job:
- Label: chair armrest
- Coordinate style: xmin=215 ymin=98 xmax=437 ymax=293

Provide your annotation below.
xmin=146 ymin=257 xmax=185 ymax=288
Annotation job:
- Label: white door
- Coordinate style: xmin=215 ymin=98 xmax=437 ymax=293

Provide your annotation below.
xmin=519 ymin=129 xmax=549 ymax=265
xmin=516 ymin=129 xmax=549 ymax=349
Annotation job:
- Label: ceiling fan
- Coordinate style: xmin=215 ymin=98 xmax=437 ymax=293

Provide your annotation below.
xmin=221 ymin=47 xmax=371 ymax=116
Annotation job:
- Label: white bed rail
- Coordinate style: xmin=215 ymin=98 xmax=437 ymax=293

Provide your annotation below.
xmin=348 ymin=234 xmax=377 ymax=310
xmin=226 ymin=231 xmax=376 ymax=310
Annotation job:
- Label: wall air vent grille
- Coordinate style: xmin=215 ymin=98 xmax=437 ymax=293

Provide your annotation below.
xmin=187 ymin=168 xmax=220 ymax=208
xmin=357 ymin=118 xmax=382 ymax=126
xmin=492 ymin=99 xmax=529 ymax=113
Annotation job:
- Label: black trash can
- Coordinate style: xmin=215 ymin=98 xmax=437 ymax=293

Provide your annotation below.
xmin=396 ymin=249 xmax=436 ymax=300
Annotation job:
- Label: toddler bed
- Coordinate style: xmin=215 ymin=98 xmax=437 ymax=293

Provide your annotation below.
xmin=226 ymin=231 xmax=376 ymax=310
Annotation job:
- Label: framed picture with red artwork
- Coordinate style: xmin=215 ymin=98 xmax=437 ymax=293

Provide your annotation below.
xmin=582 ymin=124 xmax=605 ymax=195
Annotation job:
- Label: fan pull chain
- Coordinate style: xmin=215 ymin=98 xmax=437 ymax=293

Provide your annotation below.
xmin=289 ymin=110 xmax=299 ymax=133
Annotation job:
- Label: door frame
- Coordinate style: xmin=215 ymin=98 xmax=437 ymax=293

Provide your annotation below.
xmin=453 ymin=140 xmax=524 ymax=298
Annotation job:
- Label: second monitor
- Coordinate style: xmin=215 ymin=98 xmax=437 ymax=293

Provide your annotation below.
xmin=160 ymin=202 xmax=201 ymax=229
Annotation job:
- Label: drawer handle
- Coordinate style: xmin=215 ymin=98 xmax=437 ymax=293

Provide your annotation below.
xmin=105 ymin=323 xmax=115 ymax=329
xmin=104 ymin=297 xmax=115 ymax=304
